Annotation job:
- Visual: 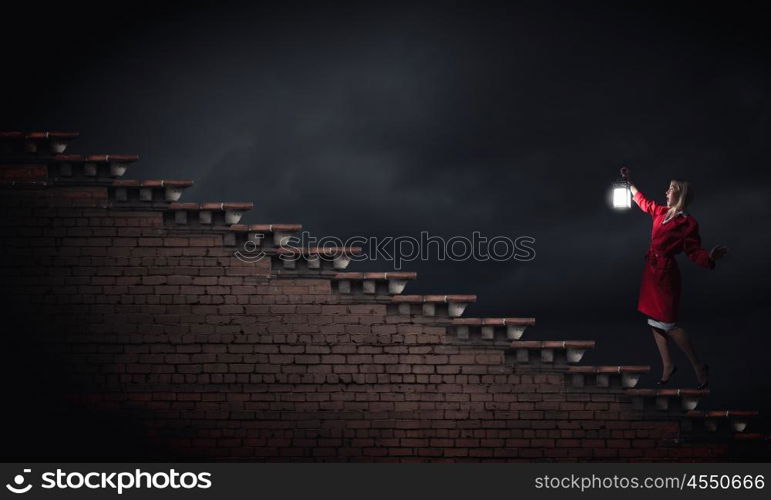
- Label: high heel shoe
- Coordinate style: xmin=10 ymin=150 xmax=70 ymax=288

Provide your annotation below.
xmin=696 ymin=364 xmax=710 ymax=390
xmin=657 ymin=365 xmax=677 ymax=385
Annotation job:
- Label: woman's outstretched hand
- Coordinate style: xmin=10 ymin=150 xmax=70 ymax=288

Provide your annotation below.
xmin=709 ymin=245 xmax=729 ymax=262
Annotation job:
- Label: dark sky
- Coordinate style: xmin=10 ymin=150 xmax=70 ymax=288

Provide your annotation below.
xmin=3 ymin=1 xmax=770 ymax=414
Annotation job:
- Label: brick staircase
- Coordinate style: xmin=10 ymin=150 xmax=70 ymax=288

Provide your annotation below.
xmin=1 ymin=131 xmax=769 ymax=461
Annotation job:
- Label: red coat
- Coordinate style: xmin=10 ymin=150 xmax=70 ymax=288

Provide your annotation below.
xmin=633 ymin=190 xmax=714 ymax=323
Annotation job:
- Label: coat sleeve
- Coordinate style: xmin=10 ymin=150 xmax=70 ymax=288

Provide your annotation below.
xmin=682 ymin=219 xmax=715 ymax=269
xmin=633 ymin=190 xmax=665 ymax=216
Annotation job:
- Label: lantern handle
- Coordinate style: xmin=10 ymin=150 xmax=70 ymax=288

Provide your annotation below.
xmin=619 ymin=166 xmax=631 ymax=180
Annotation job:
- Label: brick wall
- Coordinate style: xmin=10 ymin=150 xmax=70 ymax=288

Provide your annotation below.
xmin=1 ymin=135 xmax=768 ymax=461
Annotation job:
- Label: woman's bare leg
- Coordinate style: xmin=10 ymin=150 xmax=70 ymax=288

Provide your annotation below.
xmin=651 ymin=328 xmax=675 ymax=380
xmin=666 ymin=327 xmax=707 ymax=383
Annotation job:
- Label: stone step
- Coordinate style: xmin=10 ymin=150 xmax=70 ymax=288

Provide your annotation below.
xmin=0 ymin=163 xmax=49 ymax=184
xmin=166 ymin=202 xmax=253 ymax=226
xmin=111 ymin=179 xmax=194 ymax=204
xmin=0 ymin=131 xmax=78 ymax=154
xmin=332 ymin=272 xmax=417 ymax=295
xmin=733 ymin=433 xmax=771 ymax=442
xmin=390 ymin=294 xmax=476 ymax=318
xmin=163 ymin=223 xmax=303 ymax=250
xmin=566 ymin=365 xmax=650 ymax=389
xmin=267 ymin=246 xmax=364 ymax=271
xmin=684 ymin=410 xmax=760 ymax=433
xmin=49 ymin=154 xmax=139 ymax=180
xmin=452 ymin=317 xmax=535 ymax=341
xmin=625 ymin=388 xmax=710 ymax=413
xmin=508 ymin=340 xmax=595 ymax=364
xmin=0 ymin=179 xmax=48 ymax=188
xmin=2 ymin=153 xmax=138 ymax=182
xmin=227 ymin=223 xmax=303 ymax=247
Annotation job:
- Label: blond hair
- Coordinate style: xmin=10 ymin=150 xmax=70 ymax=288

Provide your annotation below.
xmin=667 ymin=179 xmax=693 ymax=218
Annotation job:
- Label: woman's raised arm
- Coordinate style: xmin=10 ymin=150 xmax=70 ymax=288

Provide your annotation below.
xmin=620 ymin=167 xmax=664 ymax=216
xmin=621 ymin=168 xmax=639 ymax=196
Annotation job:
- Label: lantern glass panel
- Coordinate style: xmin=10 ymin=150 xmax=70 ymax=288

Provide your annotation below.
xmin=612 ymin=182 xmax=631 ymax=209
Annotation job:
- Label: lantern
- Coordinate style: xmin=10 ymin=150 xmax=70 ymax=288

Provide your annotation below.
xmin=611 ymin=178 xmax=631 ymax=209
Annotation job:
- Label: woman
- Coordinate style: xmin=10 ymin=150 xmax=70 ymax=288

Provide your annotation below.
xmin=620 ymin=167 xmax=728 ymax=389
